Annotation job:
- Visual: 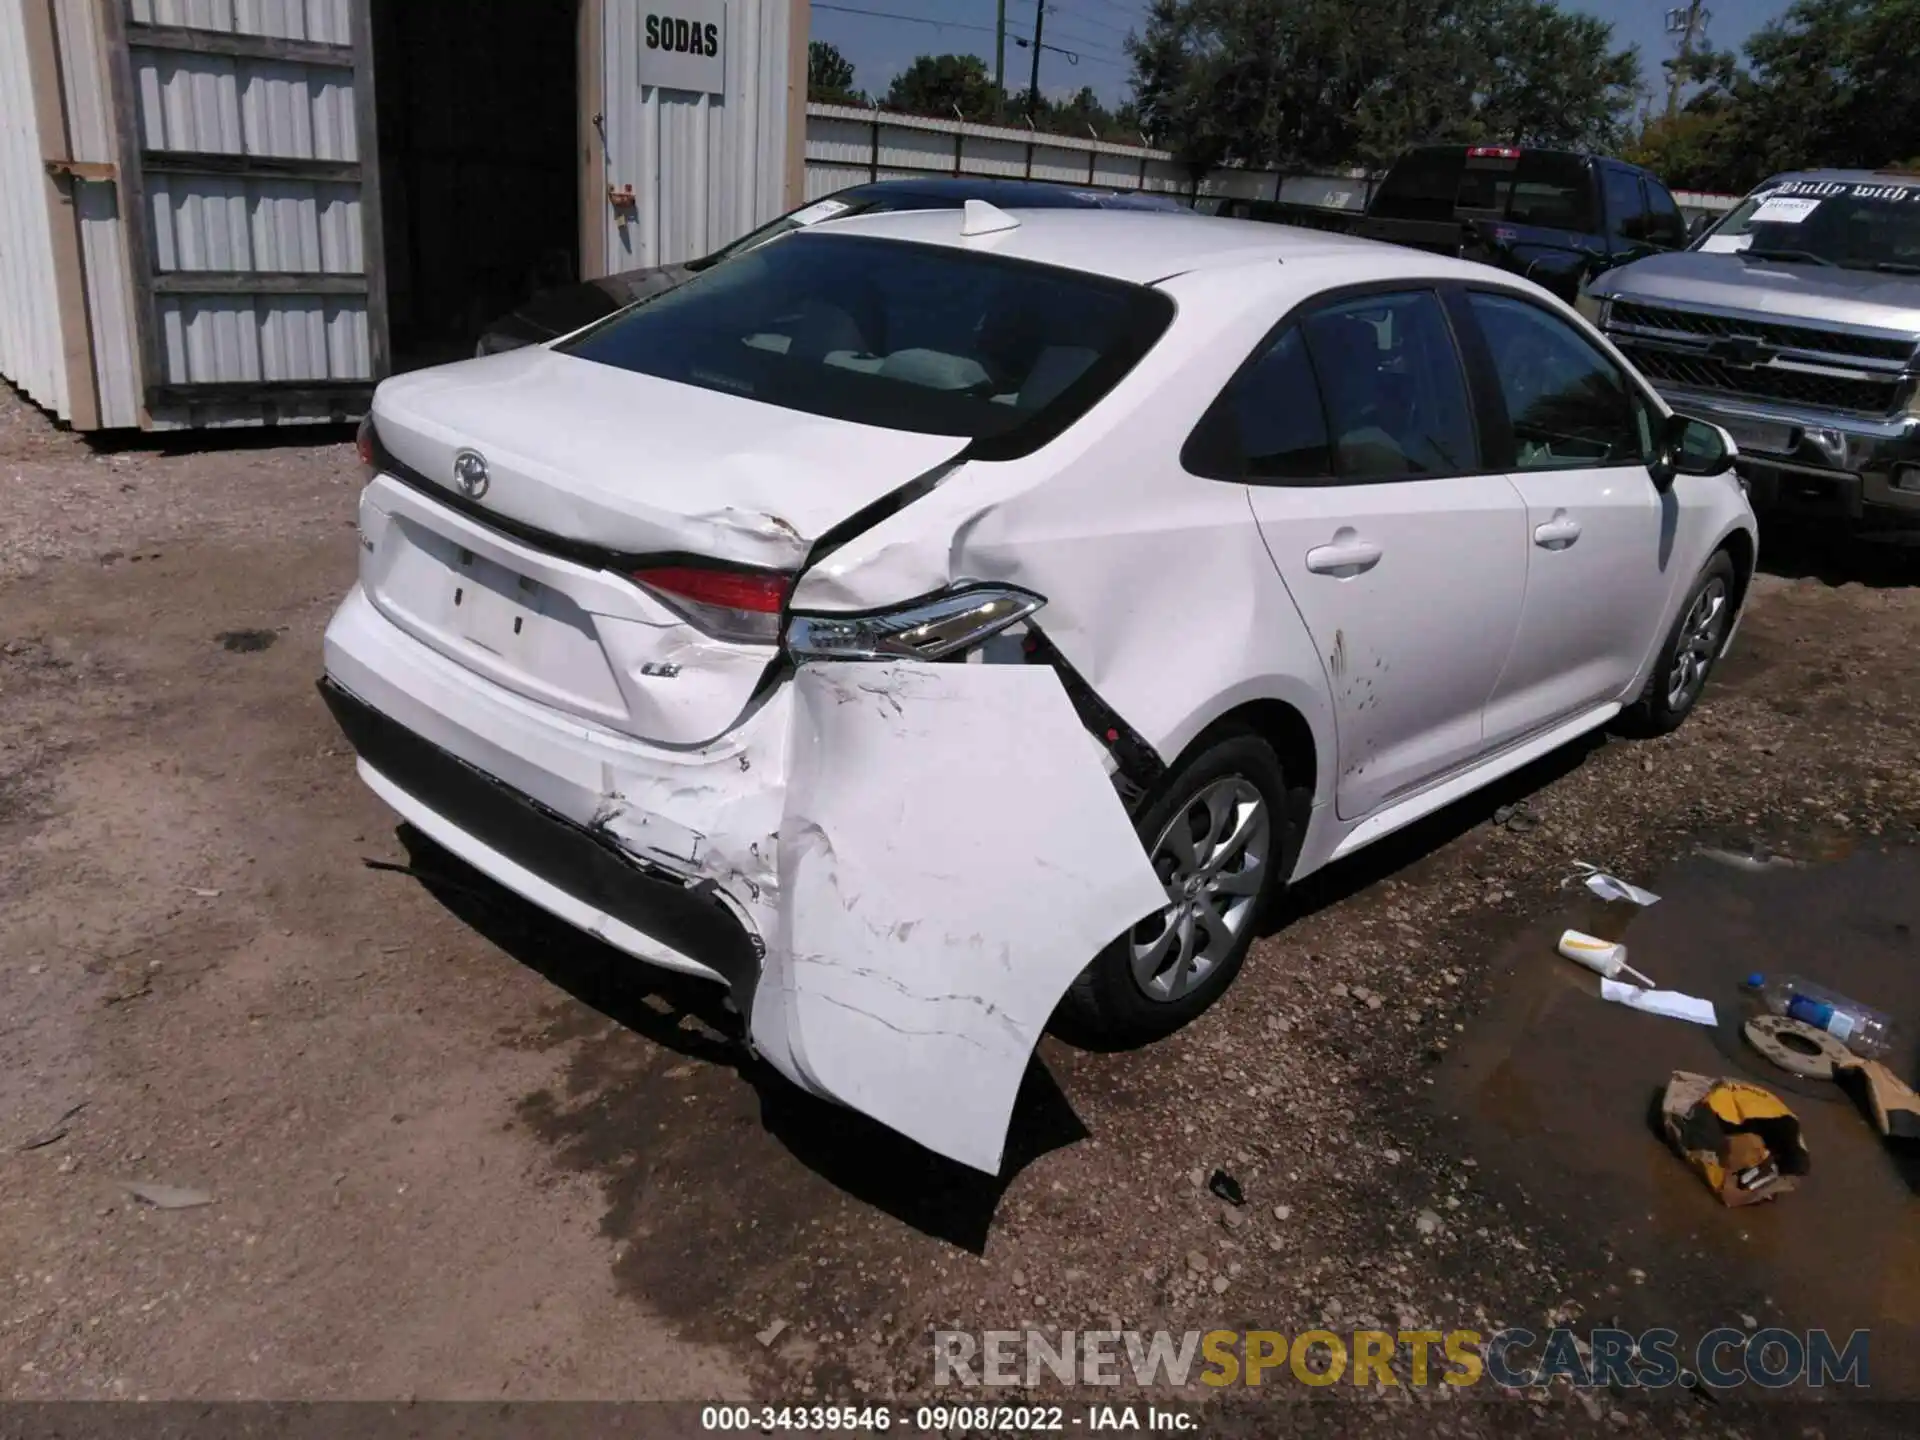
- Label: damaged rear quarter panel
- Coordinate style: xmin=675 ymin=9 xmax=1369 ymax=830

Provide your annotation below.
xmin=750 ymin=661 xmax=1167 ymax=1173
xmin=790 ymin=263 xmax=1343 ymax=807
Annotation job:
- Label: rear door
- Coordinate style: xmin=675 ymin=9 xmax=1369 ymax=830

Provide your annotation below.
xmin=1455 ymin=288 xmax=1672 ymax=746
xmin=1233 ymin=287 xmax=1529 ymax=820
xmin=102 ymin=0 xmax=385 ymax=420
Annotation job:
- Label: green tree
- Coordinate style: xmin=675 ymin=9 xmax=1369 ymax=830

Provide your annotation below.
xmin=807 ymin=40 xmax=863 ymax=105
xmin=884 ymin=53 xmax=1003 ymax=122
xmin=1725 ymin=0 xmax=1920 ymax=187
xmin=1127 ymin=0 xmax=1640 ymax=178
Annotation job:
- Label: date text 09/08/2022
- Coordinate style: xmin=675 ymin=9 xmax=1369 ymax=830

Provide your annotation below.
xmin=699 ymin=1405 xmax=1196 ymax=1432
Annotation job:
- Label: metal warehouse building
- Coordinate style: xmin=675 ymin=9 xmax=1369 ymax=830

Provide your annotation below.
xmin=0 ymin=0 xmax=807 ymax=431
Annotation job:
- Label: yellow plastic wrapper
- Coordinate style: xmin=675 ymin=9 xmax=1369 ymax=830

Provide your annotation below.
xmin=1660 ymin=1071 xmax=1810 ymax=1207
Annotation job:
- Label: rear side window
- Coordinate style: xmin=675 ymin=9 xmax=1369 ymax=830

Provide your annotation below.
xmin=1181 ymin=326 xmax=1332 ymax=482
xmin=560 ymin=233 xmax=1174 ymax=454
xmin=1467 ymin=292 xmax=1649 ymax=469
xmin=1301 ymin=291 xmax=1478 ymax=480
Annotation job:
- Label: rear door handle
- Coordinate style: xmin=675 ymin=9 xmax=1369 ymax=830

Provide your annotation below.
xmin=1534 ymin=513 xmax=1582 ymax=549
xmin=1305 ymin=530 xmax=1383 ymax=577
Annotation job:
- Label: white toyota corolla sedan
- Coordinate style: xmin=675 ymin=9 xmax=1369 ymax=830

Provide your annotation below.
xmin=322 ymin=204 xmax=1757 ymax=1173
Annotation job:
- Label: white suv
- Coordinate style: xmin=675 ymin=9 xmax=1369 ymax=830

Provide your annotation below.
xmin=323 ymin=205 xmax=1757 ymax=1172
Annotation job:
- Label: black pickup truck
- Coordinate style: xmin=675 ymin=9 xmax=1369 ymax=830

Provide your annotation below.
xmin=1209 ymin=145 xmax=1692 ymax=303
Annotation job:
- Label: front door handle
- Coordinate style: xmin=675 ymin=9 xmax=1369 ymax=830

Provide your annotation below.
xmin=1534 ymin=513 xmax=1582 ymax=549
xmin=1305 ymin=529 xmax=1383 ymax=577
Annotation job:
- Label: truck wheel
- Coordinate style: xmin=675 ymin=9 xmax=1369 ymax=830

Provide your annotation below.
xmin=1616 ymin=550 xmax=1737 ymax=738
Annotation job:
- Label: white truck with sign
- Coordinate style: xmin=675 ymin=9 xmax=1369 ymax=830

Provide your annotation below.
xmin=1581 ymin=170 xmax=1920 ymax=530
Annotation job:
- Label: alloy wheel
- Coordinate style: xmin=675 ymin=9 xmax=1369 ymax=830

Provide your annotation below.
xmin=1665 ymin=576 xmax=1730 ymax=712
xmin=1130 ymin=777 xmax=1270 ymax=1003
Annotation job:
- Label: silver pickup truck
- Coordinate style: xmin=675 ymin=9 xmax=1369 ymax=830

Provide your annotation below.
xmin=1580 ymin=169 xmax=1920 ymax=529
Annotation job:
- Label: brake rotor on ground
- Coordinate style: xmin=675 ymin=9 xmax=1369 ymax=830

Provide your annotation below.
xmin=1743 ymin=1013 xmax=1856 ymax=1080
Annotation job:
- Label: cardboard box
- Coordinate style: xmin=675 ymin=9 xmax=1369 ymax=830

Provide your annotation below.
xmin=1661 ymin=1071 xmax=1810 ymax=1206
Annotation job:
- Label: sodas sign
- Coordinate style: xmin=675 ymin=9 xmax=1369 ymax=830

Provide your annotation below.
xmin=638 ymin=1 xmax=725 ymax=94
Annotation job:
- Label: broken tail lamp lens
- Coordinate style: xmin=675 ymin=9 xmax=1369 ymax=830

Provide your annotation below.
xmin=786 ymin=586 xmax=1046 ymax=662
xmin=632 ymin=565 xmax=793 ymax=645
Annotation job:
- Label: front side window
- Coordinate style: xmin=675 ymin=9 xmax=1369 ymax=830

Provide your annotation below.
xmin=1603 ymin=167 xmax=1649 ymax=243
xmin=1467 ymin=291 xmax=1648 ymax=470
xmin=1299 ymin=291 xmax=1477 ymax=480
xmin=560 ymin=233 xmax=1174 ymax=450
xmin=1645 ymin=181 xmax=1688 ymax=248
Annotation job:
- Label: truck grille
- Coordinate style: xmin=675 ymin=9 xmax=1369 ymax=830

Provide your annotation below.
xmin=1609 ymin=301 xmax=1915 ymax=365
xmin=1620 ymin=346 xmax=1908 ymax=417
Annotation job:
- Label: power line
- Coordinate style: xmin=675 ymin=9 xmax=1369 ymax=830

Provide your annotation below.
xmin=1046 ymin=1 xmax=1140 ymax=40
xmin=814 ymin=2 xmax=1089 ymax=64
xmin=812 ymin=3 xmax=1007 ymax=41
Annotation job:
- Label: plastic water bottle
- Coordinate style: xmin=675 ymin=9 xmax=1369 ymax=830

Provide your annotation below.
xmin=1743 ymin=973 xmax=1898 ymax=1061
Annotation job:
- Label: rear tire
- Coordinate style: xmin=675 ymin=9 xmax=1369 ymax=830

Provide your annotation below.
xmin=1615 ymin=549 xmax=1738 ymax=738
xmin=1057 ymin=731 xmax=1290 ymax=1047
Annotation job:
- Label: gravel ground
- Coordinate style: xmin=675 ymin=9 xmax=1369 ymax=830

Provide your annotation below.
xmin=4 ymin=380 xmax=1918 ymax=1436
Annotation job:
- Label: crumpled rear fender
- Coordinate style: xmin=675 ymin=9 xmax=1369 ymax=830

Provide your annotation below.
xmin=748 ymin=661 xmax=1166 ymax=1173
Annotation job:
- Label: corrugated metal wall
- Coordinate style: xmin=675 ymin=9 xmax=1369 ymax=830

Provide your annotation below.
xmin=127 ymin=0 xmax=372 ymax=408
xmin=602 ymin=0 xmax=795 ymax=270
xmin=0 ymin=0 xmax=69 ymax=419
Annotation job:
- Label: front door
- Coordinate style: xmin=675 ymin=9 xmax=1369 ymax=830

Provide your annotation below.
xmin=1234 ymin=288 xmax=1530 ymax=820
xmin=1457 ymin=288 xmax=1674 ymax=747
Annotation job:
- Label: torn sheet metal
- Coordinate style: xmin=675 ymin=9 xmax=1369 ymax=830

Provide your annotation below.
xmin=750 ymin=661 xmax=1167 ymax=1173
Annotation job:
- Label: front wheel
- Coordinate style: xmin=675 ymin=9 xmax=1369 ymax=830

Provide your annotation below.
xmin=1616 ymin=550 xmax=1738 ymax=738
xmin=1057 ymin=731 xmax=1290 ymax=1046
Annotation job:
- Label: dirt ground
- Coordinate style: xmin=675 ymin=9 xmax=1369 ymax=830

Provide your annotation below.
xmin=4 ymin=379 xmax=1920 ymax=1435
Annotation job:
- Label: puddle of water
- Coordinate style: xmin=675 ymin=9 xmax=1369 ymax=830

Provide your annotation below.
xmin=1434 ymin=843 xmax=1920 ymax=1392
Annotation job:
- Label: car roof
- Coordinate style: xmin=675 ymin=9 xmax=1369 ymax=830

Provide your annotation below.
xmin=835 ymin=176 xmax=1175 ymax=210
xmin=803 ymin=206 xmax=1395 ymax=285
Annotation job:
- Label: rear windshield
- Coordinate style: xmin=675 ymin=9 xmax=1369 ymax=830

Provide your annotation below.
xmin=1371 ymin=148 xmax=1594 ymax=230
xmin=559 ymin=232 xmax=1175 ymax=451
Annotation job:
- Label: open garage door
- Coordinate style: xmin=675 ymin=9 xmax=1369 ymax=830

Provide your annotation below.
xmin=102 ymin=0 xmax=385 ymax=424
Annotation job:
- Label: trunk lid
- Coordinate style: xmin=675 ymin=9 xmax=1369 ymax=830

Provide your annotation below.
xmin=361 ymin=348 xmax=966 ymax=745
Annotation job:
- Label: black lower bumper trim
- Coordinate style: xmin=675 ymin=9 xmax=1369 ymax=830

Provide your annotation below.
xmin=317 ymin=679 xmax=761 ymax=999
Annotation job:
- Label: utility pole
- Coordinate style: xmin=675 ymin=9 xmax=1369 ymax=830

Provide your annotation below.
xmin=1029 ymin=0 xmax=1045 ymax=114
xmin=1664 ymin=1 xmax=1710 ymax=120
xmin=995 ymin=0 xmax=1007 ymax=120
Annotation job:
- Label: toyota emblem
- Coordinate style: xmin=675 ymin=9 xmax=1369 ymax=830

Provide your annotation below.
xmin=452 ymin=449 xmax=490 ymax=498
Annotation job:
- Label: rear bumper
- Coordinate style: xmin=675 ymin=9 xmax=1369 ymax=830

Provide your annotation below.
xmin=320 ymin=580 xmax=1166 ymax=1174
xmin=322 ymin=582 xmax=789 ymax=974
xmin=319 ymin=677 xmax=762 ymax=998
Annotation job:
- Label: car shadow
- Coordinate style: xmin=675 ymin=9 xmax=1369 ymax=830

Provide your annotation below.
xmin=1757 ymin=522 xmax=1920 ymax=589
xmin=383 ymin=824 xmax=1081 ymax=1252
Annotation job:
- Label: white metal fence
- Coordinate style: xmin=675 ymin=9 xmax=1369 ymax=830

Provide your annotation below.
xmin=802 ymin=105 xmax=1741 ymax=222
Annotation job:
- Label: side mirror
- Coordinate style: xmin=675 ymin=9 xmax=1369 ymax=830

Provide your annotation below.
xmin=1651 ymin=413 xmax=1739 ymax=491
xmin=1687 ymin=213 xmax=1713 ymax=241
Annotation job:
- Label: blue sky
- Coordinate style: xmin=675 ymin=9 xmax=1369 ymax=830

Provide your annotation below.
xmin=809 ymin=0 xmax=1795 ymax=111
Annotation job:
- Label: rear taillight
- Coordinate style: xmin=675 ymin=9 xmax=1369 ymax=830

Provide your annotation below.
xmin=1467 ymin=145 xmax=1522 ymax=159
xmin=633 ymin=565 xmax=793 ymax=645
xmin=355 ymin=415 xmax=375 ymax=468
